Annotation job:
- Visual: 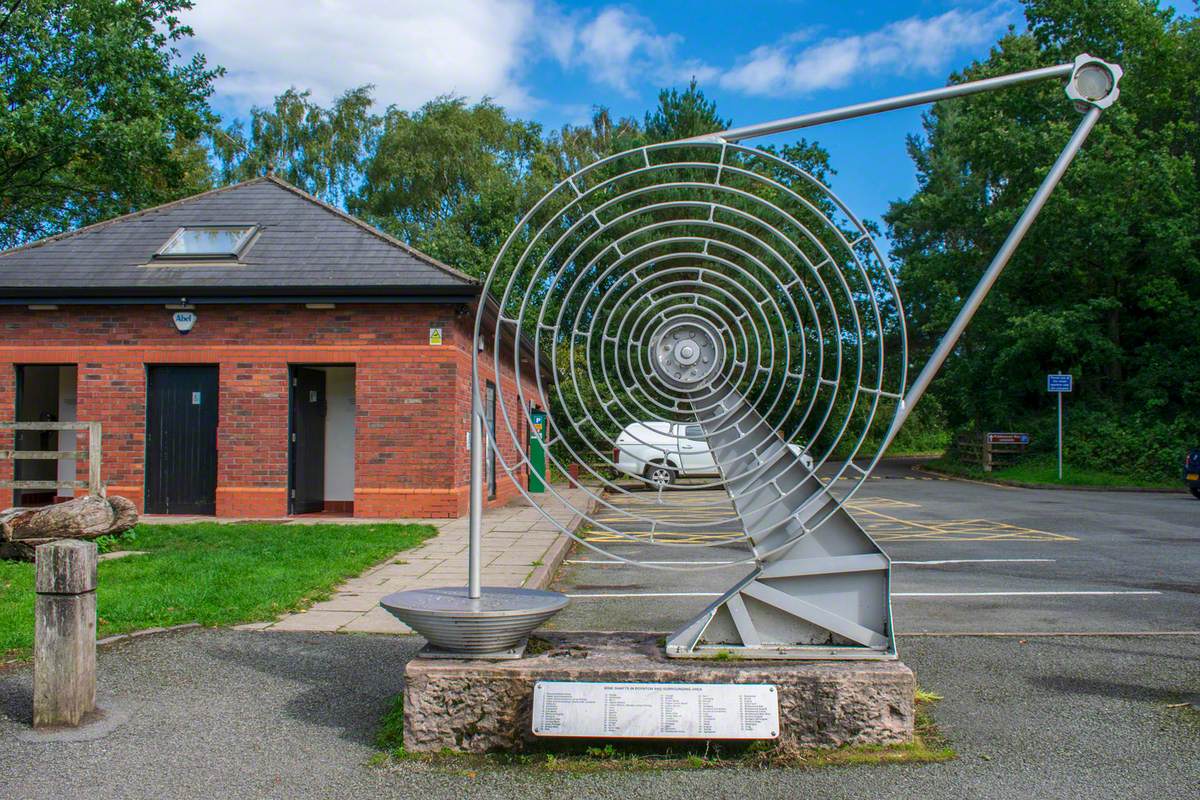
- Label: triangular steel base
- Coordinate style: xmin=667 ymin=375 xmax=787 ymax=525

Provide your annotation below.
xmin=665 ymin=383 xmax=894 ymax=659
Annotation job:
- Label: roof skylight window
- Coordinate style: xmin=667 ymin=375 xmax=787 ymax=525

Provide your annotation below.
xmin=156 ymin=226 xmax=257 ymax=259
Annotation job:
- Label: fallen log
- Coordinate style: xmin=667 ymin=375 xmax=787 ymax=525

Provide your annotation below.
xmin=0 ymin=495 xmax=138 ymax=560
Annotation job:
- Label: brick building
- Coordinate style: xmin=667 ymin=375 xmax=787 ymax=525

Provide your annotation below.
xmin=0 ymin=177 xmax=539 ymax=518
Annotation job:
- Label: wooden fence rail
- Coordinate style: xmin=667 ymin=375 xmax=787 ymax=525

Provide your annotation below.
xmin=0 ymin=421 xmax=103 ymax=497
xmin=954 ymin=431 xmax=1029 ymax=473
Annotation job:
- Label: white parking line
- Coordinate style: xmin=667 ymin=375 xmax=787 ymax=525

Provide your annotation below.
xmin=893 ymin=590 xmax=1161 ymax=597
xmin=565 ymin=559 xmax=735 ymax=565
xmin=566 ymin=592 xmax=723 ymax=598
xmin=564 ymin=590 xmax=1162 ymax=599
xmin=891 ymin=558 xmax=1056 ymax=565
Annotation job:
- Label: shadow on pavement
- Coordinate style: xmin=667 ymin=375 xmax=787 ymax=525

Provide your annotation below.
xmin=204 ymin=631 xmax=422 ymax=748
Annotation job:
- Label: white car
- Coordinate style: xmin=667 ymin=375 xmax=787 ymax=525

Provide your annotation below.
xmin=614 ymin=421 xmax=814 ymax=486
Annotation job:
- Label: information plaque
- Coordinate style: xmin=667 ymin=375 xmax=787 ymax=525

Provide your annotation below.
xmin=531 ymin=681 xmax=779 ymax=739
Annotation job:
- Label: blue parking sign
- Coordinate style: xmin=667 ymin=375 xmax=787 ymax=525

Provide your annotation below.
xmin=1047 ymin=373 xmax=1072 ymax=392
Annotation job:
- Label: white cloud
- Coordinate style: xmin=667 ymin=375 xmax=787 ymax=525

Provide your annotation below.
xmin=719 ymin=5 xmax=1014 ymax=96
xmin=181 ymin=0 xmax=541 ymax=111
xmin=549 ymin=6 xmax=688 ymax=94
xmin=179 ymin=2 xmax=1013 ymax=119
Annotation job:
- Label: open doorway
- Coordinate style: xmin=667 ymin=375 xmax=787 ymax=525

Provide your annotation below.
xmin=289 ymin=365 xmax=355 ymax=515
xmin=13 ymin=365 xmax=77 ymax=507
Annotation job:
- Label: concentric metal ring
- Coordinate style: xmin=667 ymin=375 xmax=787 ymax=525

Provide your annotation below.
xmin=475 ymin=140 xmax=907 ymax=569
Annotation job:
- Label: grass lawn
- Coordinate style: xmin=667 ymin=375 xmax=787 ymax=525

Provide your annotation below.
xmin=925 ymin=456 xmax=1180 ymax=489
xmin=0 ymin=521 xmax=435 ymax=662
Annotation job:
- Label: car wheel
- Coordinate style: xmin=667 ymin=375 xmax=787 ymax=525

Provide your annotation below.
xmin=1192 ymin=487 xmax=1200 ymax=500
xmin=645 ymin=463 xmax=676 ymax=487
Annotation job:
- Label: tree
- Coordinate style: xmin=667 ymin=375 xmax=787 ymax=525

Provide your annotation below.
xmin=547 ymin=107 xmax=644 ymax=177
xmin=213 ymin=86 xmax=378 ymax=208
xmin=351 ymin=96 xmax=553 ymax=278
xmin=643 ymin=79 xmax=730 ymax=142
xmin=0 ymin=0 xmax=220 ymax=249
xmin=886 ymin=0 xmax=1200 ymax=478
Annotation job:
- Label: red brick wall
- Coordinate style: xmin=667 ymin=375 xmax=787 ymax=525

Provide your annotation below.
xmin=216 ymin=361 xmax=288 ymax=517
xmin=0 ymin=302 xmax=540 ymax=518
xmin=77 ymin=360 xmax=145 ymax=509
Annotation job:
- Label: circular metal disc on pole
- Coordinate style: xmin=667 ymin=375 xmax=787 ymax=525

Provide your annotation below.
xmin=381 ymin=587 xmax=568 ymax=656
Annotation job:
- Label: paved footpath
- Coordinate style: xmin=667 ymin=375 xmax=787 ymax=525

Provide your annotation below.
xmin=234 ymin=488 xmax=594 ymax=636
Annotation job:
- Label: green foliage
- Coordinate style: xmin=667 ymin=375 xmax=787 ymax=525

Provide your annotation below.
xmin=352 ymin=96 xmax=554 ymax=278
xmin=94 ymin=527 xmax=138 ymax=555
xmin=214 ymin=86 xmax=376 ymax=208
xmin=0 ymin=521 xmax=434 ymax=660
xmin=927 ymin=454 xmax=1179 ymax=489
xmin=0 ymin=0 xmax=220 ymax=248
xmin=375 ymin=694 xmax=406 ymax=752
xmin=643 ymin=79 xmax=730 ymax=142
xmin=886 ymin=0 xmax=1200 ymax=480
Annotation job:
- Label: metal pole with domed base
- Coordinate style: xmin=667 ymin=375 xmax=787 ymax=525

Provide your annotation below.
xmin=380 ymin=370 xmax=568 ymax=659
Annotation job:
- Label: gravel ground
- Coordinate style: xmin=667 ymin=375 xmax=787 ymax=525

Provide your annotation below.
xmin=1 ymin=627 xmax=1196 ymax=800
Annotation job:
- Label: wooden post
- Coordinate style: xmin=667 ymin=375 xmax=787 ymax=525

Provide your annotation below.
xmin=33 ymin=539 xmax=97 ymax=728
xmin=88 ymin=421 xmax=102 ymax=497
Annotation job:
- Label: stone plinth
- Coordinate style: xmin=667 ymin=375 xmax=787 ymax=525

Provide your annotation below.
xmin=402 ymin=632 xmax=914 ymax=753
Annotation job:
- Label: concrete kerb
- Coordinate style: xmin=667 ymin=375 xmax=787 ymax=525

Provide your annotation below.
xmin=523 ymin=492 xmax=599 ymax=590
xmin=96 ymin=622 xmax=201 ymax=648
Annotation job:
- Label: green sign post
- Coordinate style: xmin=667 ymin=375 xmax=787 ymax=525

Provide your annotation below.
xmin=528 ymin=410 xmax=547 ymax=493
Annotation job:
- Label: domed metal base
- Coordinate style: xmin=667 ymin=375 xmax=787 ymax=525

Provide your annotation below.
xmin=380 ymin=586 xmax=568 ymax=656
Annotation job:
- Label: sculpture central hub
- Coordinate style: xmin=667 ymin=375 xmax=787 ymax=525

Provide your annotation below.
xmin=675 ymin=340 xmax=700 ymax=365
xmin=649 ymin=315 xmax=723 ymax=389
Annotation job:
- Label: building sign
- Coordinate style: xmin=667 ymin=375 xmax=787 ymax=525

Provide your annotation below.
xmin=428 ymin=327 xmax=442 ymax=346
xmin=1047 ymin=373 xmax=1072 ymax=392
xmin=172 ymin=310 xmax=197 ymax=334
xmin=532 ymin=681 xmax=779 ymax=740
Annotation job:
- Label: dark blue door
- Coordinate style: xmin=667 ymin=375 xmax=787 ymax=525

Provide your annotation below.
xmin=145 ymin=366 xmax=218 ymax=515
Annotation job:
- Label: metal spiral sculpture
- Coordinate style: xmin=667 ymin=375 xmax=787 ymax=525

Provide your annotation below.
xmin=383 ymin=54 xmax=1122 ymax=659
xmin=480 ymin=140 xmax=903 ymax=656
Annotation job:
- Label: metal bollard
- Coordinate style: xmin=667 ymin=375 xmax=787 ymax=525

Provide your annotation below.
xmin=33 ymin=539 xmax=97 ymax=728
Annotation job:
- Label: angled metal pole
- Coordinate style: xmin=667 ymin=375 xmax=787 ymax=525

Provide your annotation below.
xmin=702 ymin=63 xmax=1074 ymax=143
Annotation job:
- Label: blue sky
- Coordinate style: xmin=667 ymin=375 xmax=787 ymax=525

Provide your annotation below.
xmin=181 ymin=0 xmax=1191 ymax=237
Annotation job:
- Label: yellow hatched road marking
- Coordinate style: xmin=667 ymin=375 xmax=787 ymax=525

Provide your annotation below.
xmin=592 ymin=493 xmax=1073 ymax=544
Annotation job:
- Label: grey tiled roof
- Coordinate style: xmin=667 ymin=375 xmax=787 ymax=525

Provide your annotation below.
xmin=0 ymin=176 xmax=479 ymax=297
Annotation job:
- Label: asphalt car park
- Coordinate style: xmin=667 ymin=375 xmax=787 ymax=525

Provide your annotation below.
xmin=543 ymin=458 xmax=1200 ymax=796
xmin=549 ymin=458 xmax=1200 ymax=636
